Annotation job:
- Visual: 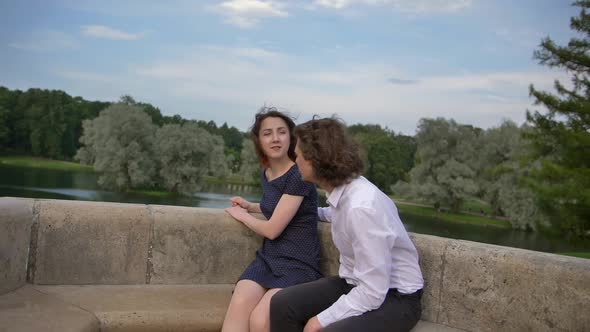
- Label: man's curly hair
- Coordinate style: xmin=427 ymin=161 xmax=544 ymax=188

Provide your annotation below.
xmin=294 ymin=117 xmax=364 ymax=188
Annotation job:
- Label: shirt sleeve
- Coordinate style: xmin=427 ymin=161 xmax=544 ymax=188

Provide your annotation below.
xmin=316 ymin=207 xmax=396 ymax=327
xmin=283 ymin=169 xmax=311 ymax=197
xmin=318 ymin=207 xmax=332 ymax=222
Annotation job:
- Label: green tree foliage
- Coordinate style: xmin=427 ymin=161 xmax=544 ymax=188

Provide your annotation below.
xmin=477 ymin=121 xmax=547 ymax=230
xmin=0 ymin=105 xmax=9 ymax=148
xmin=120 ymin=95 xmax=165 ymax=126
xmin=348 ymin=124 xmax=416 ymax=193
xmin=238 ymin=138 xmax=260 ymax=183
xmin=0 ymin=86 xmax=244 ymax=175
xmin=192 ymin=120 xmax=244 ymax=173
xmin=405 ymin=118 xmax=480 ymax=212
xmin=0 ymin=86 xmax=110 ymax=158
xmin=155 ymin=123 xmax=227 ymax=194
xmin=218 ymin=122 xmax=244 ymax=152
xmin=209 ymin=135 xmax=230 ymax=178
xmin=526 ymin=0 xmax=590 ymax=237
xmin=76 ymin=103 xmax=157 ymax=190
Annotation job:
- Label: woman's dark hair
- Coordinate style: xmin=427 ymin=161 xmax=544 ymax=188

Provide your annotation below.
xmin=250 ymin=106 xmax=297 ymax=168
xmin=294 ymin=117 xmax=364 ymax=188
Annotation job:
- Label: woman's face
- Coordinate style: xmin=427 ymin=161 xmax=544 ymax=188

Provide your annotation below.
xmin=295 ymin=143 xmax=316 ymax=184
xmin=259 ymin=116 xmax=291 ymax=161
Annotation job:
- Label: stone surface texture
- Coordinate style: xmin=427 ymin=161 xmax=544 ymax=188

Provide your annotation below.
xmin=0 ymin=285 xmax=99 ymax=332
xmin=149 ymin=205 xmax=262 ymax=284
xmin=0 ymin=197 xmax=588 ymax=332
xmin=36 ymin=284 xmax=232 ymax=332
xmin=34 ymin=200 xmax=151 ymax=284
xmin=0 ymin=198 xmax=34 ymax=295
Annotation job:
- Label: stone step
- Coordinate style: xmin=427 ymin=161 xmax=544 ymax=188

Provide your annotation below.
xmin=35 ymin=284 xmax=233 ymax=332
xmin=0 ymin=285 xmax=99 ymax=332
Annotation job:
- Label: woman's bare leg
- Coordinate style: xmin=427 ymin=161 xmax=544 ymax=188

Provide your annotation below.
xmin=249 ymin=288 xmax=282 ymax=332
xmin=222 ymin=280 xmax=267 ymax=332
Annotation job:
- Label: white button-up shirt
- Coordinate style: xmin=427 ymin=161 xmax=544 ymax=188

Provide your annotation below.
xmin=316 ymin=176 xmax=424 ymax=327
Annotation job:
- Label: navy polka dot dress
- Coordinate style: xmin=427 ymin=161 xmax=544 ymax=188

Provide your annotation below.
xmin=239 ymin=164 xmax=323 ymax=288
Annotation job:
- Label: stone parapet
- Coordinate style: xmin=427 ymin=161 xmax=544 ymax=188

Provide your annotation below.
xmin=149 ymin=205 xmax=262 ymax=284
xmin=34 ymin=199 xmax=151 ymax=284
xmin=438 ymin=238 xmax=590 ymax=332
xmin=0 ymin=285 xmax=99 ymax=332
xmin=0 ymin=198 xmax=33 ymax=295
xmin=1 ymin=197 xmax=589 ymax=331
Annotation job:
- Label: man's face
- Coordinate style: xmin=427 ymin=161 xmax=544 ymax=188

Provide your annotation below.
xmin=295 ymin=143 xmax=315 ymax=183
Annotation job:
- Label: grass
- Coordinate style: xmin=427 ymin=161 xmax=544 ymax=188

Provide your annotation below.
xmin=129 ymin=189 xmax=172 ymax=197
xmin=0 ymin=156 xmax=93 ymax=172
xmin=557 ymin=252 xmax=590 ymax=259
xmin=461 ymin=199 xmax=495 ymax=215
xmin=394 ymin=201 xmax=512 ymax=229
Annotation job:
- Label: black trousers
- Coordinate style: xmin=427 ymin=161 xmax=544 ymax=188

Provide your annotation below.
xmin=270 ymin=276 xmax=422 ymax=332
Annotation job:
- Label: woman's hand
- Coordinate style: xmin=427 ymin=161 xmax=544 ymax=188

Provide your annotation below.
xmin=230 ymin=196 xmax=251 ymax=211
xmin=225 ymin=205 xmax=250 ymax=222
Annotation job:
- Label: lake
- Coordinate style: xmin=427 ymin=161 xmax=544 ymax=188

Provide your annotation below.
xmin=1 ymin=163 xmax=587 ymax=255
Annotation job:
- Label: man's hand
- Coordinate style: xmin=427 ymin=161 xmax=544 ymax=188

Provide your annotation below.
xmin=303 ymin=316 xmax=322 ymax=332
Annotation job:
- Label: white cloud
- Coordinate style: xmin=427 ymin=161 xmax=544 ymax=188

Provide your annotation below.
xmin=313 ymin=0 xmax=351 ymax=9
xmin=201 ymin=45 xmax=281 ymax=59
xmin=312 ymin=0 xmax=472 ymax=13
xmin=215 ymin=0 xmax=288 ymax=28
xmin=8 ymin=30 xmax=78 ymax=52
xmin=81 ymin=25 xmax=142 ymax=40
xmin=54 ymin=69 xmax=114 ymax=84
xmin=71 ymin=0 xmax=193 ymax=15
xmin=130 ymin=44 xmax=566 ymax=133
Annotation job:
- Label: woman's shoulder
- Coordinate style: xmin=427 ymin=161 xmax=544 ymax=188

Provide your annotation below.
xmin=284 ymin=164 xmax=307 ymax=184
xmin=283 ymin=164 xmax=317 ymax=197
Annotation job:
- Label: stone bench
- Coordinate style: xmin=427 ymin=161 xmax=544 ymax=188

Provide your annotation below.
xmin=1 ymin=197 xmax=588 ymax=331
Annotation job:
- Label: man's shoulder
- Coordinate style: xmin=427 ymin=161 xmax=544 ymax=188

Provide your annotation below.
xmin=345 ymin=177 xmax=380 ymax=204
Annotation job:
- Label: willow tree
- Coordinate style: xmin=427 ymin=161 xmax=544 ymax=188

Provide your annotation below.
xmin=155 ymin=122 xmax=227 ymax=194
xmin=527 ymin=0 xmax=590 ymax=237
xmin=238 ymin=138 xmax=260 ymax=183
xmin=75 ymin=103 xmax=157 ymax=191
xmin=407 ymin=118 xmax=480 ymax=212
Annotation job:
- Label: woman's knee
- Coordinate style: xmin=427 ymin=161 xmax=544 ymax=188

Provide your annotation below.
xmin=230 ymin=282 xmax=265 ymax=309
xmin=249 ymin=308 xmax=269 ymax=332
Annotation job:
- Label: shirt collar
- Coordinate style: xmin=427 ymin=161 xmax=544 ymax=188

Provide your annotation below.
xmin=326 ymin=182 xmax=346 ymax=208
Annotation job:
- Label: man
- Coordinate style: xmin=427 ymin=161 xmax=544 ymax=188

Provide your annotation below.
xmin=270 ymin=117 xmax=424 ymax=332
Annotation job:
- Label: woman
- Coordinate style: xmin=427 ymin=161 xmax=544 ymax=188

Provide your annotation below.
xmin=223 ymin=107 xmax=322 ymax=332
xmin=270 ymin=117 xmax=424 ymax=332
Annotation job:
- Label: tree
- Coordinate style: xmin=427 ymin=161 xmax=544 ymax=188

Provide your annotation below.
xmin=218 ymin=122 xmax=243 ymax=151
xmin=238 ymin=138 xmax=260 ymax=183
xmin=155 ymin=123 xmax=227 ymax=194
xmin=119 ymin=95 xmax=165 ymax=126
xmin=348 ymin=124 xmax=414 ymax=193
xmin=476 ymin=121 xmax=547 ymax=230
xmin=526 ymin=0 xmax=590 ymax=237
xmin=25 ymin=93 xmax=67 ymax=159
xmin=76 ymin=103 xmax=157 ymax=191
xmin=208 ymin=135 xmax=229 ymax=178
xmin=404 ymin=118 xmax=480 ymax=212
xmin=0 ymin=106 xmax=9 ymax=149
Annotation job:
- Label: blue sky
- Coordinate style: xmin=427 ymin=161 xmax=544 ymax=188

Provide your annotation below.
xmin=0 ymin=0 xmax=579 ymax=134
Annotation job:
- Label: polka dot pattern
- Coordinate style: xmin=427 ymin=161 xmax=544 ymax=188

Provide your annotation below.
xmin=239 ymin=164 xmax=323 ymax=288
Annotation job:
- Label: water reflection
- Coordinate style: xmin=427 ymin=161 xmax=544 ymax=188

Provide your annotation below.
xmin=0 ymin=164 xmax=261 ymax=209
xmin=1 ymin=163 xmax=587 ymax=254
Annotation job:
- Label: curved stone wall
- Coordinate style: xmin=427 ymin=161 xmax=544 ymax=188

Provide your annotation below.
xmin=1 ymin=197 xmax=588 ymax=331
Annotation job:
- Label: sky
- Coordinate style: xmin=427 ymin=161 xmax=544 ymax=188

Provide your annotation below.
xmin=0 ymin=0 xmax=580 ymax=134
